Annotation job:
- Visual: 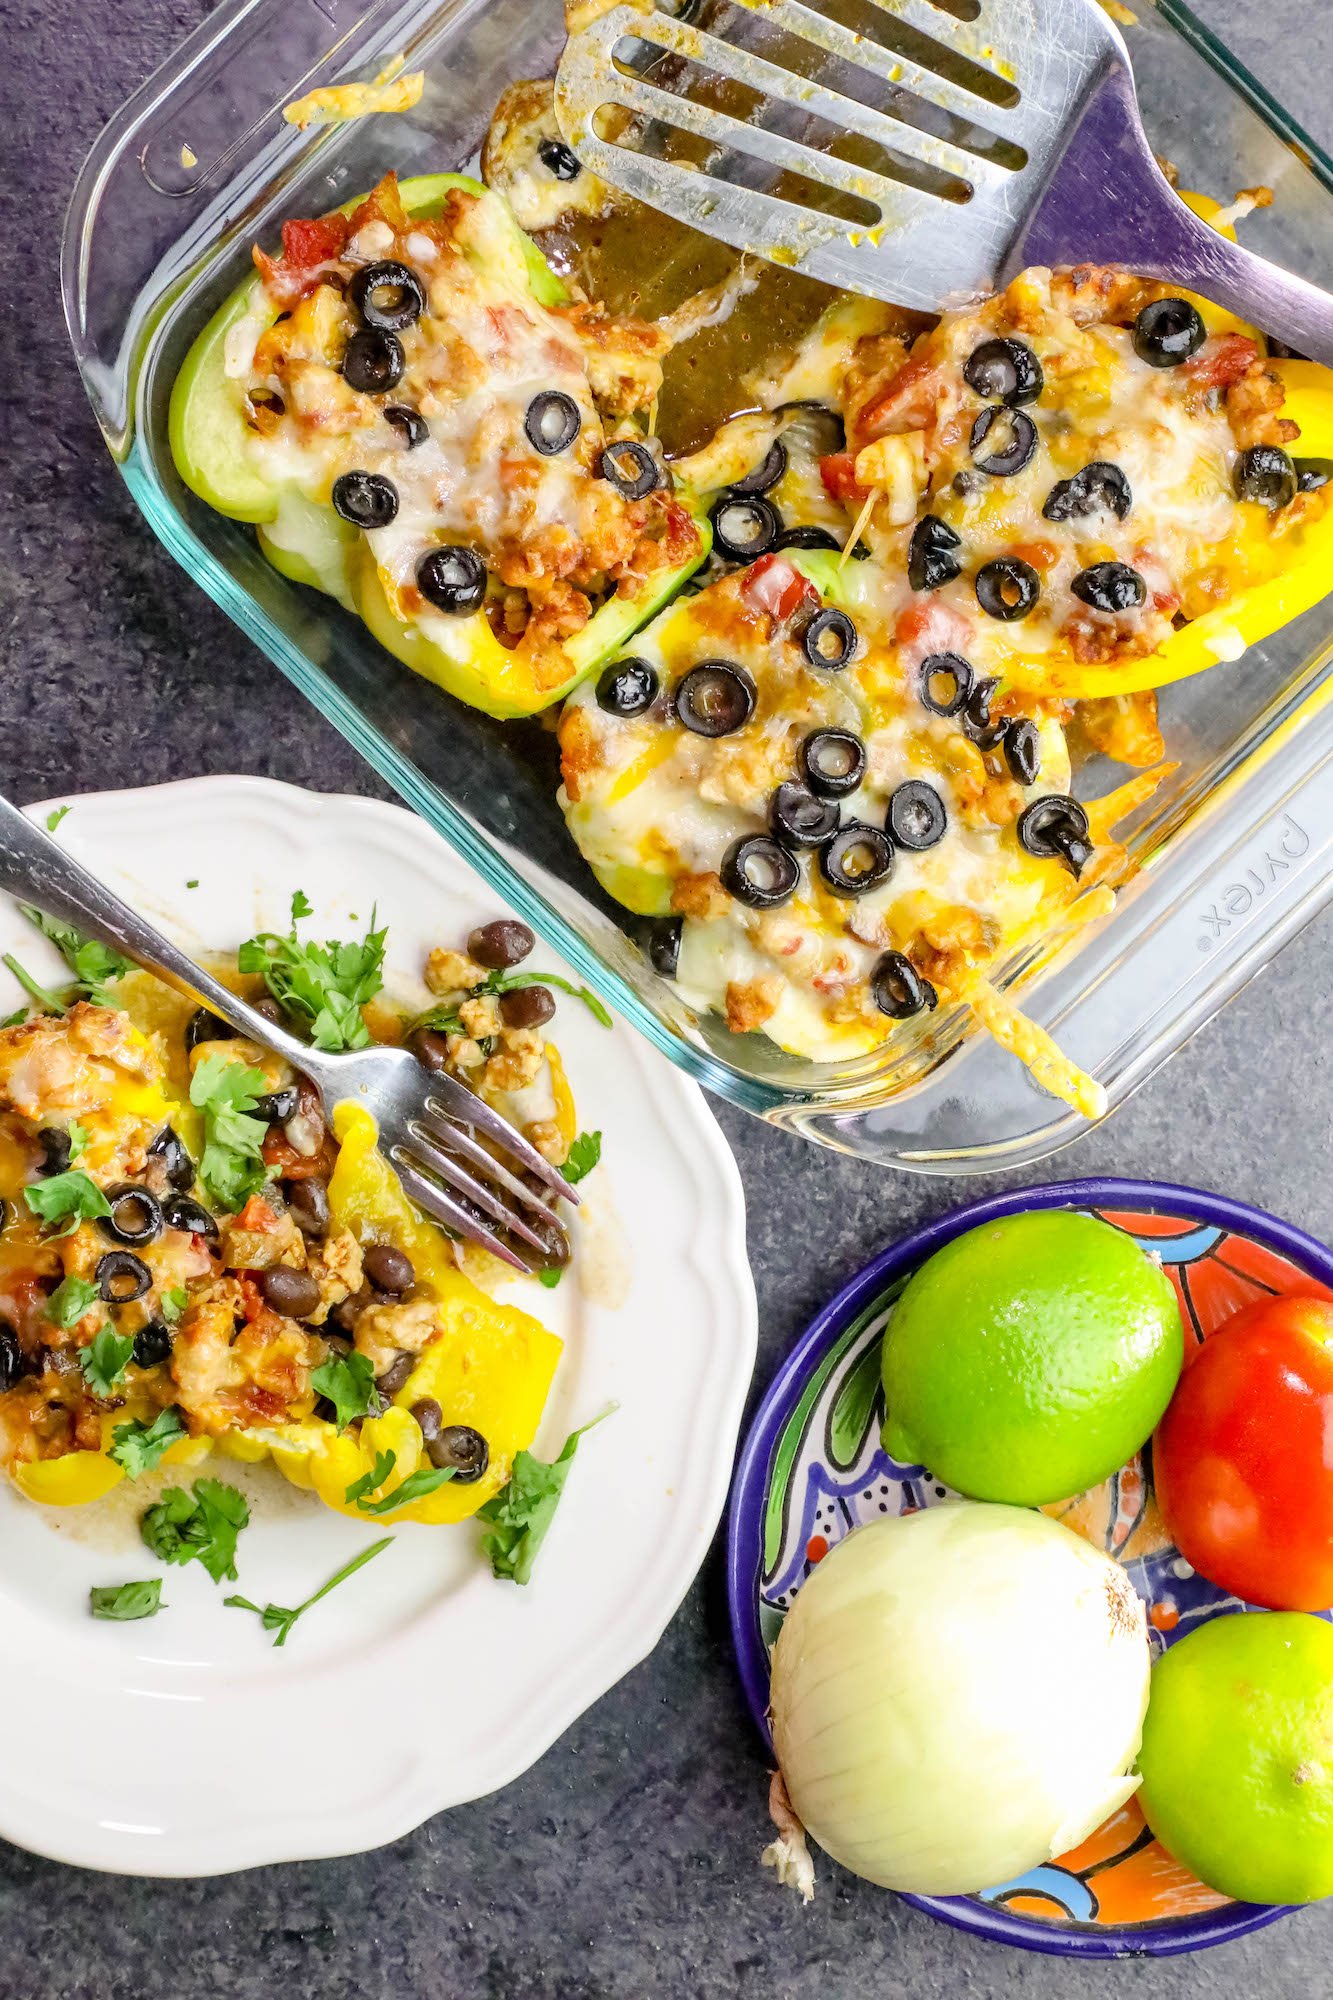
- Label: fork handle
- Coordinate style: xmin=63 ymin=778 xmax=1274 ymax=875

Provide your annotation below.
xmin=1014 ymin=60 xmax=1333 ymax=368
xmin=0 ymin=792 xmax=316 ymax=1066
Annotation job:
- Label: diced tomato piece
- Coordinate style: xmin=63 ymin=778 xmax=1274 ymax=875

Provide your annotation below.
xmin=819 ymin=452 xmax=867 ymax=507
xmin=236 ymin=1195 xmax=279 ymax=1233
xmin=1185 ymin=330 xmax=1259 ymax=389
xmin=740 ymin=554 xmax=817 ymax=622
xmin=253 ymin=212 xmax=350 ymax=305
xmin=852 ymin=356 xmax=942 ymax=445
xmin=894 ymin=596 xmax=973 ymax=669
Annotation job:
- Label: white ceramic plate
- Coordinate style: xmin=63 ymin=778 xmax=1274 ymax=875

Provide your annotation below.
xmin=0 ymin=777 xmax=755 ymax=1876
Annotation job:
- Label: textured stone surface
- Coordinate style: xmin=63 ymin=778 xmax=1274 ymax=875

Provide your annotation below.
xmin=2 ymin=0 xmax=1333 ymax=1993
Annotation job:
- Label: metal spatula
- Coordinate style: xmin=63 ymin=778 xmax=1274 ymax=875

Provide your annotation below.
xmin=555 ymin=0 xmax=1333 ymax=360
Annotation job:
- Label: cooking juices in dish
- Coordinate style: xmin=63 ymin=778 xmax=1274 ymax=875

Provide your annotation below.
xmin=169 ymin=43 xmax=1333 ymax=1113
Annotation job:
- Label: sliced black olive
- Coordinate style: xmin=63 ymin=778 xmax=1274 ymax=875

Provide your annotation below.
xmin=469 ymin=920 xmax=535 ymax=969
xmin=799 ymin=728 xmax=865 ymax=799
xmin=428 ymin=1423 xmax=490 ymax=1481
xmin=887 ymin=781 xmax=947 ymax=851
xmin=1004 ymin=718 xmax=1042 ymax=787
xmin=524 ymin=390 xmax=582 ymax=457
xmin=774 ymin=399 xmax=847 ymax=456
xmin=769 ymin=782 xmax=840 ymax=850
xmin=802 ymin=607 xmax=858 ymax=672
xmin=871 ymin=951 xmax=938 ymax=1020
xmin=185 ymin=1007 xmax=238 ymax=1053
xmin=733 ymin=439 xmax=789 ymax=496
xmin=1071 ymin=562 xmax=1147 ymax=613
xmin=720 ymin=835 xmax=799 ymax=909
xmin=538 ymin=136 xmax=582 ymax=181
xmin=596 ymin=657 xmax=659 ymax=717
xmin=133 ymin=1319 xmax=174 ymax=1368
xmin=674 ymin=660 xmax=757 ymax=737
xmin=908 ymin=515 xmax=963 ymax=591
xmin=1042 ymin=460 xmax=1132 ymax=523
xmin=709 ymin=493 xmax=781 ymax=562
xmin=97 ymin=1250 xmax=152 ymax=1305
xmin=0 ymin=1197 xmax=8 ymax=1233
xmin=254 ymin=1086 xmax=300 ymax=1123
xmin=285 ymin=1176 xmax=331 ymax=1239
xmin=1017 ymin=795 xmax=1092 ymax=878
xmin=819 ymin=824 xmax=895 ymax=897
xmin=385 ymin=404 xmax=429 ymax=449
xmin=98 ymin=1184 xmax=164 ymax=1249
xmin=260 ymin=1264 xmax=322 ymax=1320
xmin=1233 ymin=445 xmax=1297 ymax=510
xmin=646 ymin=916 xmax=683 ymax=978
xmin=1132 ymin=296 xmax=1206 ymax=368
xmin=331 ymin=471 xmax=399 ymax=531
xmin=775 ymin=525 xmax=842 ymax=554
xmin=342 ymin=328 xmax=405 ymax=394
xmin=599 ymin=439 xmax=660 ymax=500
xmin=976 ymin=557 xmax=1040 ymax=621
xmin=963 ymin=337 xmax=1044 ymax=406
xmin=161 ymin=1193 xmax=220 ymax=1241
xmin=969 ymin=406 xmax=1038 ymax=478
xmin=961 ymin=674 xmax=1006 ymax=750
xmin=417 ymin=546 xmax=488 ymax=615
xmin=0 ymin=1323 xmax=26 ymax=1392
xmin=1296 ymin=457 xmax=1333 ymax=492
xmin=365 ymin=1244 xmax=415 ymax=1295
xmin=37 ymin=1127 xmax=72 ymax=1175
xmin=348 ymin=260 xmax=425 ymax=333
xmin=918 ymin=651 xmax=974 ymax=717
xmin=147 ymin=1125 xmax=195 ymax=1192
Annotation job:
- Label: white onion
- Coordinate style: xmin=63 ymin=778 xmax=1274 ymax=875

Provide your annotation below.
xmin=769 ymin=1502 xmax=1149 ymax=1896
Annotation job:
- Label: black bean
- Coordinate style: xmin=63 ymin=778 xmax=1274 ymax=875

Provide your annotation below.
xmin=469 ymin=920 xmax=535 ymax=969
xmin=364 ymin=1244 xmax=415 ymax=1295
xmin=285 ymin=1176 xmax=331 ymax=1239
xmin=427 ymin=1424 xmax=489 ymax=1482
xmin=409 ymin=1027 xmax=452 ymax=1074
xmin=377 ymin=1352 xmax=415 ymax=1398
xmin=411 ymin=1397 xmax=443 ymax=1441
xmin=499 ymin=986 xmax=555 ymax=1030
xmin=259 ymin=1264 xmax=322 ymax=1320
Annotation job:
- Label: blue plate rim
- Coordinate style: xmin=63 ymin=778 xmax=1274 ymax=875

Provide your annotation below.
xmin=726 ymin=1175 xmax=1333 ymax=1959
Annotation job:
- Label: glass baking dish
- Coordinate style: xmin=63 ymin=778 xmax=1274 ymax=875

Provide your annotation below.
xmin=62 ymin=0 xmax=1333 ymax=1170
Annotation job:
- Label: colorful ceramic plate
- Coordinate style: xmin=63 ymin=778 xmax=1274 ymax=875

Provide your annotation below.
xmin=0 ymin=777 xmax=756 ymax=1876
xmin=727 ymin=1178 xmax=1333 ymax=1958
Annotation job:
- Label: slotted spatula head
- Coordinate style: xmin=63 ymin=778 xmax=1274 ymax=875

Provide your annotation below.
xmin=554 ymin=0 xmax=1333 ymax=358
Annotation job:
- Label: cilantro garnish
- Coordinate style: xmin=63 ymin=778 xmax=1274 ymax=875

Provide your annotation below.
xmin=414 ymin=968 xmax=612 ymax=1040
xmin=2 ymin=955 xmax=67 ymax=1015
xmin=79 ymin=1326 xmax=135 ymax=1395
xmin=141 ymin=1478 xmax=250 ymax=1584
xmin=67 ymin=1123 xmax=89 ymax=1160
xmin=341 ymin=1449 xmax=454 ymax=1515
xmin=47 ymin=1273 xmax=100 ymax=1332
xmin=561 ymin=1131 xmax=602 ymax=1185
xmin=189 ymin=1051 xmax=272 ymax=1213
xmin=18 ymin=908 xmax=130 ymax=1009
xmin=343 ymin=1450 xmax=397 ymax=1508
xmin=24 ymin=1168 xmax=112 ymax=1234
xmin=237 ymin=894 xmax=385 ymax=1052
xmin=45 ymin=806 xmax=70 ymax=833
xmin=160 ymin=1285 xmax=189 ymax=1327
xmin=225 ymin=1537 xmax=392 ymax=1647
xmin=90 ymin=1580 xmax=163 ymax=1622
xmin=537 ymin=1267 xmax=562 ymax=1290
xmin=109 ymin=1408 xmax=188 ymax=1478
xmin=311 ymin=1351 xmax=381 ymax=1433
xmin=0 ymin=1006 xmax=26 ymax=1029
xmin=478 ymin=1408 xmax=614 ymax=1586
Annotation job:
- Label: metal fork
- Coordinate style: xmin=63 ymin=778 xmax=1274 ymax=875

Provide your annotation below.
xmin=556 ymin=0 xmax=1333 ymax=361
xmin=0 ymin=794 xmax=576 ymax=1273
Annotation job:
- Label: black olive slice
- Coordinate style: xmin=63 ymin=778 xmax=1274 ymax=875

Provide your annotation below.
xmin=1017 ymin=795 xmax=1092 ymax=877
xmin=96 ymin=1250 xmax=153 ymax=1305
xmin=133 ymin=1320 xmax=174 ymax=1369
xmin=385 ymin=404 xmax=429 ymax=449
xmin=674 ymin=661 xmax=756 ymax=737
xmin=162 ymin=1193 xmax=221 ymax=1241
xmin=645 ymin=916 xmax=683 ymax=977
xmin=1004 ymin=718 xmax=1042 ymax=787
xmin=720 ymin=836 xmax=799 ymax=910
xmin=417 ymin=546 xmax=488 ymax=615
xmin=969 ymin=406 xmax=1038 ymax=478
xmin=819 ymin=823 xmax=894 ymax=897
xmin=38 ymin=1127 xmax=72 ymax=1175
xmin=733 ymin=440 xmax=789 ymax=496
xmin=769 ymin=782 xmax=840 ymax=850
xmin=975 ymin=557 xmax=1040 ymax=621
xmin=1071 ymin=562 xmax=1147 ymax=613
xmin=1233 ymin=445 xmax=1297 ymax=510
xmin=331 ymin=470 xmax=399 ymax=530
xmin=960 ymin=674 xmax=1006 ymax=750
xmin=775 ymin=525 xmax=842 ymax=554
xmin=599 ymin=439 xmax=660 ymax=500
xmin=709 ymin=493 xmax=781 ymax=562
xmin=871 ymin=951 xmax=938 ymax=1020
xmin=254 ymin=1086 xmax=300 ymax=1123
xmin=538 ymin=136 xmax=582 ymax=181
xmin=1132 ymin=296 xmax=1206 ymax=368
xmin=963 ymin=337 xmax=1044 ymax=406
xmin=342 ymin=328 xmax=405 ymax=394
xmin=908 ymin=515 xmax=963 ymax=591
xmin=0 ymin=1323 xmax=27 ymax=1391
xmin=917 ymin=652 xmax=974 ymax=717
xmin=887 ymin=781 xmax=947 ymax=851
xmin=98 ymin=1184 xmax=164 ymax=1249
xmin=799 ymin=728 xmax=865 ymax=799
xmin=801 ymin=607 xmax=857 ymax=670
xmin=185 ymin=1007 xmax=238 ymax=1053
xmin=1042 ymin=460 xmax=1132 ymax=523
xmin=524 ymin=391 xmax=582 ymax=457
xmin=1296 ymin=457 xmax=1333 ymax=492
xmin=596 ymin=657 xmax=659 ymax=717
xmin=348 ymin=260 xmax=426 ymax=333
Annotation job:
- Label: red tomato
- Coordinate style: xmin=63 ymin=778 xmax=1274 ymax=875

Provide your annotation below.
xmin=818 ymin=452 xmax=867 ymax=507
xmin=1153 ymin=1294 xmax=1333 ymax=1611
xmin=739 ymin=554 xmax=816 ymax=623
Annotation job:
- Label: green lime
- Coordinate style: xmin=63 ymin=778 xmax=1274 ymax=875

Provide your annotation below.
xmin=1137 ymin=1612 xmax=1333 ymax=1903
xmin=881 ymin=1209 xmax=1182 ymax=1504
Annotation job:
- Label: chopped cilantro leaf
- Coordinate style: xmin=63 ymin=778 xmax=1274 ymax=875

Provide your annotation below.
xmin=79 ymin=1326 xmax=135 ymax=1395
xmin=355 ymin=1466 xmax=454 ymax=1516
xmin=109 ymin=1408 xmax=188 ymax=1478
xmin=90 ymin=1580 xmax=162 ymax=1621
xmin=24 ymin=1168 xmax=112 ymax=1234
xmin=562 ymin=1131 xmax=602 ymax=1185
xmin=537 ymin=1267 xmax=562 ymax=1290
xmin=478 ymin=1408 xmax=614 ymax=1586
xmin=343 ymin=1450 xmax=397 ymax=1507
xmin=225 ymin=1537 xmax=392 ymax=1647
xmin=0 ymin=1008 xmax=25 ymax=1030
xmin=45 ymin=806 xmax=70 ymax=833
xmin=3 ymin=954 xmax=66 ymax=1015
xmin=290 ymin=889 xmax=314 ymax=921
xmin=67 ymin=1122 xmax=89 ymax=1160
xmin=48 ymin=1274 xmax=100 ymax=1332
xmin=311 ymin=1351 xmax=381 ymax=1433
xmin=237 ymin=901 xmax=385 ymax=1053
xmin=141 ymin=1478 xmax=250 ymax=1584
xmin=19 ymin=908 xmax=130 ymax=1009
xmin=189 ymin=1051 xmax=272 ymax=1213
xmin=160 ymin=1285 xmax=189 ymax=1327
xmin=185 ymin=879 xmax=199 ymax=890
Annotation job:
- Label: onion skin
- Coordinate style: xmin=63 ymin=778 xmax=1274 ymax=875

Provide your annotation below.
xmin=770 ymin=1503 xmax=1150 ymax=1896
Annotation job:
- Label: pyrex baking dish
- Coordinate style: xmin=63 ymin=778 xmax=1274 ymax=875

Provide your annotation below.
xmin=62 ymin=0 xmax=1333 ymax=1170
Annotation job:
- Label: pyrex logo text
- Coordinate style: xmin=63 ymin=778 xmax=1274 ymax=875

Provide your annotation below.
xmin=1197 ymin=812 xmax=1309 ymax=946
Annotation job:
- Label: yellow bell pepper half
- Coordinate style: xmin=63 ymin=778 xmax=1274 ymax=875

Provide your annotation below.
xmin=14 ymin=1419 xmax=210 ymax=1508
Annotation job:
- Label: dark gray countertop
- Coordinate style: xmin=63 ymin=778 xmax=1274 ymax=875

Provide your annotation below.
xmin=3 ymin=1 xmax=1332 ymax=1993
